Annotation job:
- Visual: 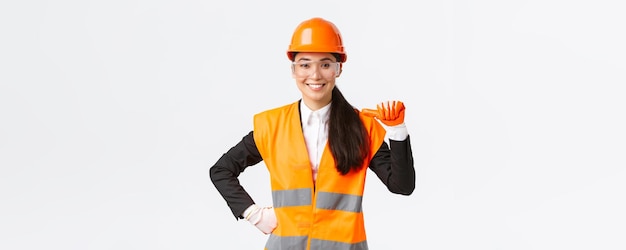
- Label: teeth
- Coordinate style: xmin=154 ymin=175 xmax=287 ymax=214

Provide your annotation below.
xmin=308 ymin=84 xmax=323 ymax=89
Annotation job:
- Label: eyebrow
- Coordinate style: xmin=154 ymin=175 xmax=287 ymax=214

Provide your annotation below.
xmin=296 ymin=57 xmax=335 ymax=62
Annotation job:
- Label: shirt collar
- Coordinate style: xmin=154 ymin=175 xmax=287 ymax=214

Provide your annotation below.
xmin=300 ymin=101 xmax=331 ymax=125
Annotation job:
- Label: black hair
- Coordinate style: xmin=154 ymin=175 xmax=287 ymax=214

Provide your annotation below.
xmin=328 ymin=86 xmax=371 ymax=175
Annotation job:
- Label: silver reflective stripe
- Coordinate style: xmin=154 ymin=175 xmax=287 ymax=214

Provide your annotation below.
xmin=316 ymin=191 xmax=362 ymax=212
xmin=272 ymin=188 xmax=312 ymax=208
xmin=265 ymin=234 xmax=308 ymax=250
xmin=310 ymin=238 xmax=368 ymax=250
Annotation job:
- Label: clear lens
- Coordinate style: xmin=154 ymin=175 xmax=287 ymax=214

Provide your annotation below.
xmin=292 ymin=61 xmax=339 ymax=77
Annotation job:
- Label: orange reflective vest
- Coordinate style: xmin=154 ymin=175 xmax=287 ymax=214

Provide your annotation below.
xmin=253 ymin=101 xmax=386 ymax=250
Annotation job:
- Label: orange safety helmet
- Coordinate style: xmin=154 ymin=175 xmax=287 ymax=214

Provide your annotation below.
xmin=287 ymin=17 xmax=347 ymax=63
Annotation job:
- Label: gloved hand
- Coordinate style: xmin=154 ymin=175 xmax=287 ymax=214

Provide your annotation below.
xmin=244 ymin=204 xmax=277 ymax=235
xmin=361 ymin=100 xmax=406 ymax=126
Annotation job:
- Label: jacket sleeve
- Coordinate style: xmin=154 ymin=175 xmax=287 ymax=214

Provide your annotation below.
xmin=209 ymin=131 xmax=263 ymax=219
xmin=368 ymin=135 xmax=415 ymax=195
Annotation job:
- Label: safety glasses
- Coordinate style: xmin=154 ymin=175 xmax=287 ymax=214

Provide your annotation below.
xmin=291 ymin=61 xmax=340 ymax=77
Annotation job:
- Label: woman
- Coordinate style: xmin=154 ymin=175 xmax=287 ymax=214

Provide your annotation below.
xmin=210 ymin=17 xmax=415 ymax=250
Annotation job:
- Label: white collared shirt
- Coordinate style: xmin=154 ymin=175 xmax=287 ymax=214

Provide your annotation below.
xmin=300 ymin=101 xmax=331 ymax=182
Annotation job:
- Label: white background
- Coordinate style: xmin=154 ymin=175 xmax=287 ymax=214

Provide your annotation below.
xmin=1 ymin=0 xmax=625 ymax=249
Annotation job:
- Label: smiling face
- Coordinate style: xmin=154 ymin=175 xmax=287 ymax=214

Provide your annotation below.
xmin=292 ymin=52 xmax=342 ymax=111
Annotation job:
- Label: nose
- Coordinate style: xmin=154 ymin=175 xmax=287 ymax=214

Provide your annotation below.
xmin=308 ymin=65 xmax=322 ymax=79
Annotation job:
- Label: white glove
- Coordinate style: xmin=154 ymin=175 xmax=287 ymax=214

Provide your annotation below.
xmin=379 ymin=122 xmax=408 ymax=141
xmin=243 ymin=204 xmax=277 ymax=234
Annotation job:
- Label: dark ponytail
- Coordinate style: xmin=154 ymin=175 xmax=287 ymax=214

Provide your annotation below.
xmin=328 ymin=87 xmax=371 ymax=175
